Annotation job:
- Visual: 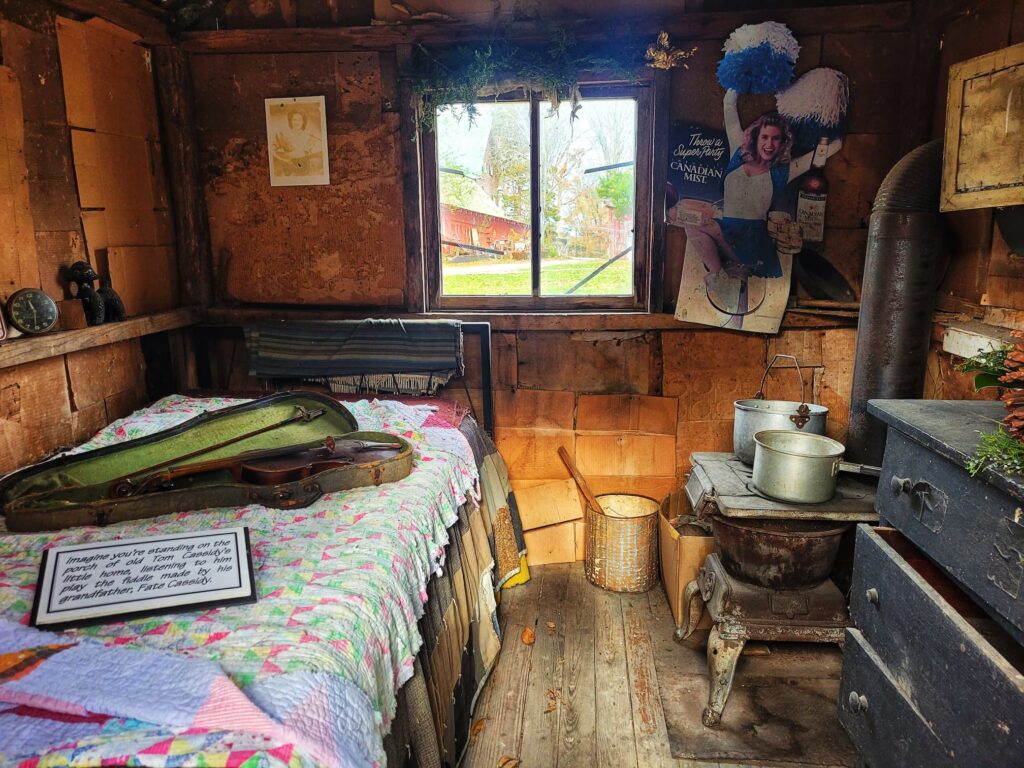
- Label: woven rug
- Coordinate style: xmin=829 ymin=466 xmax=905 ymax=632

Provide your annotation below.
xmin=657 ymin=633 xmax=857 ymax=766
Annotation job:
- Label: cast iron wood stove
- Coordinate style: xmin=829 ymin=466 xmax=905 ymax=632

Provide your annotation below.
xmin=677 ymin=452 xmax=878 ymax=726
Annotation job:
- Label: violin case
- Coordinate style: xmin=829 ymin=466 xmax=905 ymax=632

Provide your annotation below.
xmin=0 ymin=391 xmax=413 ymax=532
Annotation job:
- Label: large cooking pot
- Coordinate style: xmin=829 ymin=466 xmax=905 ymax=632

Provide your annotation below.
xmin=752 ymin=430 xmax=880 ymax=504
xmin=733 ymin=354 xmax=828 ymax=465
xmin=711 ymin=516 xmax=849 ymax=588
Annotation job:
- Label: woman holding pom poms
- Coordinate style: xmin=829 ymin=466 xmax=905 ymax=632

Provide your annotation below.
xmin=683 ymin=89 xmax=841 ymax=328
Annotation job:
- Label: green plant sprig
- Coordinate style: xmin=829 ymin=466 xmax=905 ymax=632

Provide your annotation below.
xmin=955 ymin=347 xmax=1012 ymax=391
xmin=409 ymin=29 xmax=648 ymax=130
xmin=966 ymin=426 xmax=1024 ymax=477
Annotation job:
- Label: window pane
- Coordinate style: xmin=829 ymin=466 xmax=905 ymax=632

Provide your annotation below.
xmin=436 ymin=103 xmax=532 ymax=297
xmin=539 ymin=98 xmax=637 ymax=297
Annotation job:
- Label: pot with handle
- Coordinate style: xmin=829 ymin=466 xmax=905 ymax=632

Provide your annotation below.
xmin=733 ymin=354 xmax=828 ymax=465
xmin=752 ymin=430 xmax=882 ymax=504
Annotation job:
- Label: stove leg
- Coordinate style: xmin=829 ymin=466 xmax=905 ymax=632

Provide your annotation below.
xmin=702 ymin=624 xmax=745 ymax=727
xmin=675 ymin=579 xmax=705 ymax=641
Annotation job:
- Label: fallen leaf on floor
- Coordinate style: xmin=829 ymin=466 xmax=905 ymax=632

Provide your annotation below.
xmin=545 ymin=621 xmax=556 ymax=629
xmin=521 ymin=626 xmax=535 ymax=645
xmin=470 ymin=718 xmax=488 ymax=742
xmin=497 ymin=757 xmax=520 ymax=768
xmin=544 ymin=687 xmax=561 ymax=713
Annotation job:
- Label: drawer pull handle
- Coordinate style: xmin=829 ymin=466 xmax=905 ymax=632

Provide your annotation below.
xmin=848 ymin=691 xmax=869 ymax=713
xmin=865 ymin=588 xmax=879 ymax=606
xmin=891 ymin=476 xmax=912 ymax=495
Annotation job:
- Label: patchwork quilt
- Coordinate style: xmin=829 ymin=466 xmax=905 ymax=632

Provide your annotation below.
xmin=0 ymin=395 xmax=509 ymax=767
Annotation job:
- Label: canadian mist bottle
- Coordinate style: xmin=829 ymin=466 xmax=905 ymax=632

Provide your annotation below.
xmin=796 ymin=138 xmax=829 ymax=244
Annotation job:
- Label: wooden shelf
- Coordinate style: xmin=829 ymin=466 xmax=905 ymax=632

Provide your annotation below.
xmin=0 ymin=306 xmax=204 ymax=370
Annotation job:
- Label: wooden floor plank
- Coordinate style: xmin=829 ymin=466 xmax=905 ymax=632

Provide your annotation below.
xmin=462 ymin=569 xmax=540 ymax=767
xmin=594 ymin=585 xmax=639 ymax=768
xmin=622 ymin=591 xmax=675 ymax=768
xmin=647 ymin=589 xmax=724 ymax=768
xmin=519 ymin=563 xmax=571 ymax=768
xmin=557 ymin=565 xmax=597 ymax=768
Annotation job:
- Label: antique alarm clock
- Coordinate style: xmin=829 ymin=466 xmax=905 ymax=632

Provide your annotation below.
xmin=6 ymin=288 xmax=59 ymax=334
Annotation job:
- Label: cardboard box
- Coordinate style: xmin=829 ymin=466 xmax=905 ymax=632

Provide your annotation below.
xmin=514 ymin=478 xmax=583 ymax=531
xmin=524 ymin=520 xmax=577 ymax=565
xmin=659 ymin=488 xmax=715 ymax=629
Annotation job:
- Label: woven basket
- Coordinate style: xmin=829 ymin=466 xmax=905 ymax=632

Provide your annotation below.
xmin=584 ymin=493 xmax=659 ymax=592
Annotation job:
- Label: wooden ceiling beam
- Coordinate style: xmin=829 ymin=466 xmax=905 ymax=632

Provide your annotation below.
xmin=180 ymin=1 xmax=910 ymax=54
xmin=50 ymin=0 xmax=172 ymax=44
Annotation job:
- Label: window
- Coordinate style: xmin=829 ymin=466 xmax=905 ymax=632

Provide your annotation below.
xmin=422 ymin=84 xmax=653 ymax=310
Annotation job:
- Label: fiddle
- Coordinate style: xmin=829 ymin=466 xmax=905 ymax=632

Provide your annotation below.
xmin=110 ymin=436 xmax=403 ymax=498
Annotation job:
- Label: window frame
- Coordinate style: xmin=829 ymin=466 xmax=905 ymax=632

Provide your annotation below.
xmin=420 ymin=81 xmax=655 ymax=312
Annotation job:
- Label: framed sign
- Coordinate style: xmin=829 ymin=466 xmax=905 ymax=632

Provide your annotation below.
xmin=31 ymin=527 xmax=256 ymax=630
xmin=265 ymin=95 xmax=330 ymax=187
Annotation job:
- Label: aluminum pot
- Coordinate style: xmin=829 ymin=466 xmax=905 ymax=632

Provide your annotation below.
xmin=711 ymin=516 xmax=849 ymax=588
xmin=752 ymin=430 xmax=849 ymax=504
xmin=733 ymin=354 xmax=828 ymax=465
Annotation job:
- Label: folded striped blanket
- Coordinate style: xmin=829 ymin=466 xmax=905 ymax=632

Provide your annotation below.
xmin=245 ymin=320 xmax=464 ymax=395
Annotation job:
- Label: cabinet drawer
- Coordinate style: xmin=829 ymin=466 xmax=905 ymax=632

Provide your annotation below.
xmin=877 ymin=428 xmax=1024 ymax=643
xmin=839 ymin=629 xmax=952 ymax=768
xmin=850 ymin=526 xmax=1024 ymax=762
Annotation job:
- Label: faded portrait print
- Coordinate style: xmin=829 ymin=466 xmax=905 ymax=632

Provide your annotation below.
xmin=265 ymin=96 xmax=329 ymax=187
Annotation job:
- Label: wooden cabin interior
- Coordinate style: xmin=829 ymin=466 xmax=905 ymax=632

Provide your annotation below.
xmin=0 ymin=0 xmax=1023 ymax=765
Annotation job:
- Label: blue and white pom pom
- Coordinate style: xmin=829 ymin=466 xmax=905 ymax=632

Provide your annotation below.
xmin=716 ymin=21 xmax=800 ymax=94
xmin=776 ymin=68 xmax=850 ymax=151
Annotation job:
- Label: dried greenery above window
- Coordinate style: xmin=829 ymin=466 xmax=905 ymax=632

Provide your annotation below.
xmin=409 ymin=30 xmax=648 ymax=130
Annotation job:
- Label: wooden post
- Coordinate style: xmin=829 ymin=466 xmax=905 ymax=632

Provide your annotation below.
xmin=650 ymin=69 xmax=671 ymax=313
xmin=151 ymin=45 xmax=213 ymax=309
xmin=396 ymin=44 xmax=426 ymax=313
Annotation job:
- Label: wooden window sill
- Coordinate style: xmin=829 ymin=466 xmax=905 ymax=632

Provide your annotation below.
xmin=0 ymin=307 xmax=204 ymax=371
xmin=205 ymin=306 xmax=856 ymax=332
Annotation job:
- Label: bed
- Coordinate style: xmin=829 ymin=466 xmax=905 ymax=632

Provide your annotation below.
xmin=0 ymin=393 xmax=525 ymax=767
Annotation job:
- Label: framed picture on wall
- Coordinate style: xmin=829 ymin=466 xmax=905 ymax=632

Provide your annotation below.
xmin=265 ymin=95 xmax=330 ymax=187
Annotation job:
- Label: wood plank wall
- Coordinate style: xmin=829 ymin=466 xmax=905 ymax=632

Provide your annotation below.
xmin=0 ymin=2 xmax=178 ymax=473
xmin=920 ymin=0 xmax=1024 ymax=402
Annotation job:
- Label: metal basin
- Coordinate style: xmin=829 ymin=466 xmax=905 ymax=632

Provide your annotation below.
xmin=711 ymin=516 xmax=849 ymax=589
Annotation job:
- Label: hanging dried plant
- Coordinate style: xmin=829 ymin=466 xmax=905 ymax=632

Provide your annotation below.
xmin=409 ymin=28 xmax=649 ymax=130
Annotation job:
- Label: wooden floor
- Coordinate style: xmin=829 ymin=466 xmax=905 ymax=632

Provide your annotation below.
xmin=462 ymin=563 xmax=844 ymax=768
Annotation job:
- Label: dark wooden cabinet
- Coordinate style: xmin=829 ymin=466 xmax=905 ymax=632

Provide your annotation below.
xmin=840 ymin=401 xmax=1024 ymax=767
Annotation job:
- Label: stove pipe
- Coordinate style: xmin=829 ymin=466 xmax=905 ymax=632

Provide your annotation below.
xmin=846 ymin=140 xmax=945 ymax=465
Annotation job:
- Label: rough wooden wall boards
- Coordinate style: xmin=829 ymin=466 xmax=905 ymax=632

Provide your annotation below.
xmin=0 ymin=66 xmax=41 ymax=301
xmin=108 ymin=246 xmax=179 ymax=315
xmin=192 ymin=51 xmax=405 ymax=306
xmin=984 ymin=221 xmax=1024 ymax=310
xmin=493 ymin=332 xmax=517 ymax=389
xmin=0 ymin=356 xmax=73 ymax=474
xmin=494 ymin=389 xmax=575 ymax=430
xmin=514 ymin=478 xmax=583 ymax=531
xmin=55 ymin=17 xmax=158 ymax=138
xmin=576 ymin=394 xmax=677 ymax=435
xmin=66 ymin=338 xmax=144 ymax=408
xmin=516 ymin=331 xmax=653 ymax=394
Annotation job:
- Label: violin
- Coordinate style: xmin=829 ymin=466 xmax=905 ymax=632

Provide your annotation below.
xmin=110 ymin=436 xmax=404 ymax=498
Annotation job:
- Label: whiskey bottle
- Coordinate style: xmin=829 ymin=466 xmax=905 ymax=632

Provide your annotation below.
xmin=796 ymin=138 xmax=829 ymax=244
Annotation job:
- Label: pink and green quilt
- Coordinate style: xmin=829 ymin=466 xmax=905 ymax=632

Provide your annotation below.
xmin=0 ymin=395 xmax=487 ymax=767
